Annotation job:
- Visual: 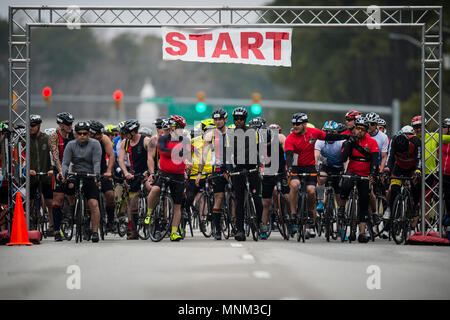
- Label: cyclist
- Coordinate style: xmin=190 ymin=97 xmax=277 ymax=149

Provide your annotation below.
xmin=186 ymin=119 xmax=215 ymax=237
xmin=146 ymin=115 xmax=190 ymax=242
xmin=29 ymin=115 xmax=54 ymax=234
xmin=314 ymin=120 xmax=345 ymax=215
xmin=342 ymin=110 xmax=362 ymax=135
xmin=197 ymin=108 xmax=234 ymax=239
xmin=383 ymin=129 xmax=422 ymax=238
xmin=118 ymin=119 xmax=152 ymax=240
xmin=227 ymin=107 xmax=263 ymax=241
xmin=139 ymin=127 xmax=153 ymax=138
xmin=285 ymin=113 xmax=349 ymax=239
xmin=377 ymin=118 xmax=387 ymax=134
xmin=48 ymin=112 xmax=75 ymax=241
xmin=62 ymin=121 xmax=102 ymax=243
xmin=104 ymin=124 xmax=118 ymax=141
xmin=261 ymin=121 xmax=288 ymax=240
xmin=366 ymin=112 xmax=389 ymax=172
xmin=89 ymin=120 xmax=116 ymax=232
xmin=339 ymin=117 xmax=379 ymax=243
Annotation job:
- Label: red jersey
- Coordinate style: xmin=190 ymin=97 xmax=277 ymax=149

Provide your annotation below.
xmin=285 ymin=127 xmax=326 ymax=167
xmin=443 ymin=142 xmax=450 ymax=176
xmin=345 ymin=133 xmax=379 ymax=176
xmin=158 ymin=134 xmax=189 ymax=175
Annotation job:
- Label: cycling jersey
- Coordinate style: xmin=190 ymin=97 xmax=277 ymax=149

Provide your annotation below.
xmin=190 ymin=135 xmax=212 ymax=178
xmin=341 ymin=133 xmax=379 ymax=177
xmin=315 ymin=140 xmax=344 ymax=168
xmin=62 ymin=138 xmax=102 ymax=176
xmin=369 ymin=129 xmax=389 ymax=165
xmin=125 ymin=135 xmax=148 ymax=175
xmin=158 ymin=133 xmax=189 ymax=175
xmin=420 ymin=133 xmax=450 ymax=174
xmin=285 ymin=127 xmax=327 ymax=167
xmin=29 ymin=131 xmax=52 ymax=185
xmin=386 ymin=134 xmax=421 ymax=171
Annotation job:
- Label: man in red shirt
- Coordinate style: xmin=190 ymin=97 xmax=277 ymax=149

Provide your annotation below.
xmin=285 ymin=112 xmax=349 ymax=239
xmin=340 ymin=117 xmax=379 ymax=243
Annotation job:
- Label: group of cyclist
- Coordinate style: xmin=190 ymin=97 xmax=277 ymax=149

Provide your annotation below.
xmin=1 ymin=107 xmax=449 ymax=244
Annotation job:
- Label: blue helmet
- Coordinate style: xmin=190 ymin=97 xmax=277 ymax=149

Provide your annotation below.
xmin=322 ymin=120 xmax=338 ymax=131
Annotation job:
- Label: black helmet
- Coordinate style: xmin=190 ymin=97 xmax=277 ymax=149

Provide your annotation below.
xmin=249 ymin=117 xmax=266 ymax=129
xmin=56 ymin=112 xmax=74 ymax=125
xmin=354 ymin=117 xmax=369 ymax=129
xmin=443 ymin=118 xmax=450 ymax=126
xmin=89 ymin=120 xmax=104 ymax=134
xmin=161 ymin=119 xmax=171 ymax=130
xmin=336 ymin=122 xmax=347 ymax=133
xmin=153 ymin=118 xmax=164 ymax=128
xmin=212 ymin=108 xmax=228 ymax=119
xmin=123 ymin=119 xmax=140 ymax=133
xmin=291 ymin=112 xmax=308 ymax=124
xmin=30 ymin=114 xmax=42 ymax=126
xmin=232 ymin=107 xmax=248 ymax=119
xmin=393 ymin=134 xmax=410 ymax=153
xmin=74 ymin=121 xmax=90 ymax=132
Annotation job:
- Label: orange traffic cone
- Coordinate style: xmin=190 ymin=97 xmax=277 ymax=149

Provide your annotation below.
xmin=7 ymin=192 xmax=33 ymax=246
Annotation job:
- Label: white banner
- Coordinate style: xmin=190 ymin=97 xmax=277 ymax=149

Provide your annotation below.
xmin=162 ymin=27 xmax=292 ymax=67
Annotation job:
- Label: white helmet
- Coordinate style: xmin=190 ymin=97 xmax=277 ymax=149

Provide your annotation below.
xmin=401 ymin=125 xmax=414 ymax=135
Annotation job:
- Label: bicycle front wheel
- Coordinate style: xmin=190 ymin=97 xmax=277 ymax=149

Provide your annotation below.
xmin=149 ymin=195 xmax=174 ymax=242
xmin=392 ymin=195 xmax=406 ymax=245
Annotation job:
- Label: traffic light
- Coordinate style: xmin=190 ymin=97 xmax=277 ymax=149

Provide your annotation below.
xmin=251 ymin=92 xmax=262 ymax=115
xmin=42 ymin=86 xmax=52 ymax=105
xmin=113 ymin=90 xmax=123 ymax=109
xmin=195 ymin=91 xmax=207 ymax=113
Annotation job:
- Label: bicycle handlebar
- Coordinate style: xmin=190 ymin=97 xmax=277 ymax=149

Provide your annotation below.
xmin=229 ymin=168 xmax=258 ymax=176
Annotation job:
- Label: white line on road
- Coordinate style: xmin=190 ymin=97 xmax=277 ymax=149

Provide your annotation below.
xmin=230 ymin=243 xmax=243 ymax=248
xmin=252 ymin=271 xmax=271 ymax=279
xmin=241 ymin=254 xmax=255 ymax=261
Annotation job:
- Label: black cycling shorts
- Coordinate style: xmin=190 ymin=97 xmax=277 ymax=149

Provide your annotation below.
xmin=153 ymin=170 xmax=185 ymax=205
xmin=30 ymin=182 xmax=53 ymax=200
xmin=319 ymin=165 xmax=343 ymax=194
xmin=66 ymin=177 xmax=99 ymax=201
xmin=100 ymin=177 xmax=114 ymax=193
xmin=291 ymin=165 xmax=317 ymax=186
xmin=262 ymin=173 xmax=289 ymax=199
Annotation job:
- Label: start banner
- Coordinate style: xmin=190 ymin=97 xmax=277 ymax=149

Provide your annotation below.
xmin=162 ymin=28 xmax=292 ymax=67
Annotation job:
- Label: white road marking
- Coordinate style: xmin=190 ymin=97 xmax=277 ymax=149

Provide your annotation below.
xmin=241 ymin=254 xmax=255 ymax=261
xmin=253 ymin=271 xmax=271 ymax=279
xmin=230 ymin=243 xmax=243 ymax=248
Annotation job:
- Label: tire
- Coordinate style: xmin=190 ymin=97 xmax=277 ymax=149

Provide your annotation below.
xmin=225 ymin=192 xmax=236 ymax=235
xmin=137 ymin=197 xmax=150 ymax=240
xmin=391 ymin=195 xmax=405 ymax=245
xmin=277 ymin=194 xmax=289 ymax=240
xmin=247 ymin=196 xmax=259 ymax=242
xmin=296 ymin=194 xmax=307 ymax=243
xmin=115 ymin=200 xmax=127 ymax=237
xmin=149 ymin=195 xmax=174 ymax=242
xmin=75 ymin=199 xmax=83 ymax=243
xmin=221 ymin=209 xmax=231 ymax=239
xmin=198 ymin=193 xmax=213 ymax=238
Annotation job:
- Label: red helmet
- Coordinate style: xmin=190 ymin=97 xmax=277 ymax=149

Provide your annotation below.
xmin=170 ymin=115 xmax=186 ymax=128
xmin=411 ymin=115 xmax=422 ymax=126
xmin=345 ymin=110 xmax=362 ymax=120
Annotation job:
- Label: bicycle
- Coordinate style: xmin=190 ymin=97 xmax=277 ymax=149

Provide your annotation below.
xmin=29 ymin=172 xmax=50 ymax=240
xmin=196 ymin=173 xmax=217 ymax=238
xmin=390 ymin=176 xmax=416 ymax=245
xmin=132 ymin=174 xmax=151 ymax=240
xmin=66 ymin=172 xmax=99 ymax=243
xmin=319 ymin=174 xmax=340 ymax=242
xmin=340 ymin=174 xmax=374 ymax=243
xmin=229 ymin=168 xmax=260 ymax=241
xmin=112 ymin=174 xmax=129 ymax=238
xmin=369 ymin=174 xmax=389 ymax=238
xmin=288 ymin=172 xmax=317 ymax=243
xmin=263 ymin=172 xmax=290 ymax=240
xmin=147 ymin=174 xmax=174 ymax=242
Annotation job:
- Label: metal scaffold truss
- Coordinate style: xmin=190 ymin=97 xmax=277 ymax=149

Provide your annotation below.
xmin=8 ymin=5 xmax=443 ymax=235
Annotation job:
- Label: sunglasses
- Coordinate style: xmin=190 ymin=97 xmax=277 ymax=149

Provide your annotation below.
xmin=30 ymin=124 xmax=38 ymax=127
xmin=77 ymin=131 xmax=89 ymax=136
xmin=370 ymin=122 xmax=378 ymax=126
xmin=345 ymin=118 xmax=354 ymax=122
xmin=234 ymin=117 xmax=246 ymax=121
xmin=413 ymin=125 xmax=422 ymax=129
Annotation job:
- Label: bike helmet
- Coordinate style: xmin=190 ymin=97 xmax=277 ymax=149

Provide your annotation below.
xmin=89 ymin=120 xmax=104 ymax=134
xmin=44 ymin=128 xmax=56 ymax=135
xmin=354 ymin=117 xmax=369 ymax=129
xmin=323 ymin=121 xmax=338 ymax=131
xmin=377 ymin=118 xmax=386 ymax=127
xmin=200 ymin=118 xmax=215 ymax=132
xmin=139 ymin=127 xmax=153 ymax=136
xmin=411 ymin=115 xmax=422 ymax=126
xmin=365 ymin=112 xmax=380 ymax=123
xmin=118 ymin=121 xmax=127 ymax=134
xmin=401 ymin=125 xmax=414 ymax=135
xmin=56 ymin=112 xmax=74 ymax=125
xmin=104 ymin=124 xmax=116 ymax=134
xmin=291 ymin=112 xmax=308 ymax=124
xmin=0 ymin=122 xmax=7 ymax=133
xmin=269 ymin=124 xmax=281 ymax=132
xmin=345 ymin=110 xmax=362 ymax=121
xmin=336 ymin=122 xmax=347 ymax=133
xmin=123 ymin=119 xmax=140 ymax=133
xmin=443 ymin=118 xmax=450 ymax=126
xmin=248 ymin=117 xmax=266 ymax=129
xmin=74 ymin=121 xmax=90 ymax=132
xmin=161 ymin=119 xmax=171 ymax=130
xmin=392 ymin=134 xmax=410 ymax=153
xmin=232 ymin=107 xmax=248 ymax=119
xmin=212 ymin=108 xmax=228 ymax=119
xmin=228 ymin=124 xmax=236 ymax=129
xmin=170 ymin=115 xmax=187 ymax=129
xmin=30 ymin=114 xmax=43 ymax=126
xmin=153 ymin=118 xmax=164 ymax=128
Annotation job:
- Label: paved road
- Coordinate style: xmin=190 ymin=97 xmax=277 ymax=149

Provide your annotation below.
xmin=1 ymin=230 xmax=449 ymax=300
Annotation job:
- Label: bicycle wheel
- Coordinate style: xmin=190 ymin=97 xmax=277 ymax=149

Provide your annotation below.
xmin=392 ymin=195 xmax=406 ymax=245
xmin=198 ymin=192 xmax=213 ymax=238
xmin=61 ymin=208 xmax=74 ymax=241
xmin=99 ymin=195 xmax=106 ymax=241
xmin=115 ymin=199 xmax=128 ymax=237
xmin=316 ymin=211 xmax=323 ymax=237
xmin=221 ymin=209 xmax=231 ymax=239
xmin=348 ymin=195 xmax=358 ymax=244
xmin=149 ymin=195 xmax=174 ymax=242
xmin=266 ymin=212 xmax=273 ymax=238
xmin=75 ymin=199 xmax=83 ymax=243
xmin=296 ymin=193 xmax=307 ymax=243
xmin=225 ymin=191 xmax=236 ymax=235
xmin=137 ymin=197 xmax=150 ymax=240
xmin=277 ymin=194 xmax=289 ymax=240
